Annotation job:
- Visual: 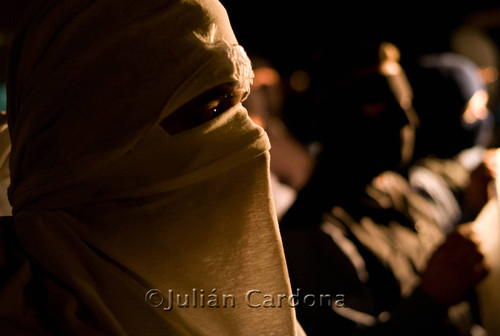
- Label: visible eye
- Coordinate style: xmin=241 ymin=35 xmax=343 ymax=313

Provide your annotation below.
xmin=209 ymin=90 xmax=248 ymax=116
xmin=161 ymin=83 xmax=248 ymax=135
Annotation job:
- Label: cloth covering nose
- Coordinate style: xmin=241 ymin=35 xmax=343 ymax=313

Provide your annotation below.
xmin=7 ymin=0 xmax=253 ymax=206
xmin=3 ymin=0 xmax=304 ymax=334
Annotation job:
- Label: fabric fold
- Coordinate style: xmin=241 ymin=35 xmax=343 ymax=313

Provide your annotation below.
xmin=4 ymin=0 xmax=302 ymax=334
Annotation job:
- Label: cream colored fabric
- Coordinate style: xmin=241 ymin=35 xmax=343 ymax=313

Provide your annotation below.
xmin=474 ymin=197 xmax=500 ymax=336
xmin=474 ymin=151 xmax=500 ymax=336
xmin=6 ymin=0 xmax=302 ymax=334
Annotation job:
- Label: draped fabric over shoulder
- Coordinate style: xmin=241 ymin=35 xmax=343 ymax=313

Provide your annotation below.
xmin=2 ymin=0 xmax=303 ymax=334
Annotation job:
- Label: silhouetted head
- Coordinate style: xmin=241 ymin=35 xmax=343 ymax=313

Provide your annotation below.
xmin=315 ymin=41 xmax=418 ymax=180
xmin=280 ymin=41 xmax=419 ymax=228
xmin=409 ymin=52 xmax=492 ymax=159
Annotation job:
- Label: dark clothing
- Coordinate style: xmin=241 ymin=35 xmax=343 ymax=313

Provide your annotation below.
xmin=281 ymin=157 xmax=479 ymax=335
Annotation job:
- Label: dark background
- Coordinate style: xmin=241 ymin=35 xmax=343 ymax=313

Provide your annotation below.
xmin=2 ymin=2 xmax=500 ymax=141
xmin=219 ymin=2 xmax=500 ymax=144
xmin=0 ymin=0 xmax=33 ymax=80
xmin=3 ymin=2 xmax=500 ymax=78
xmin=220 ymin=2 xmax=500 ymax=73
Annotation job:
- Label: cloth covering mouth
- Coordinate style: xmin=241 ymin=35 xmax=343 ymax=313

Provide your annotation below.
xmin=3 ymin=0 xmax=304 ymax=334
xmin=11 ymin=105 xmax=270 ymax=211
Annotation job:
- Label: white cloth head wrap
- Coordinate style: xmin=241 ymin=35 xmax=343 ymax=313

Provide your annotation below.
xmin=5 ymin=0 xmax=303 ymax=334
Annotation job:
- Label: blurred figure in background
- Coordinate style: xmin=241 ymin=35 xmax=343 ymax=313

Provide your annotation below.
xmin=410 ymin=52 xmax=494 ymax=160
xmin=408 ymin=48 xmax=500 ymax=336
xmin=280 ymin=41 xmax=490 ymax=335
xmin=244 ymin=55 xmax=315 ymax=219
xmin=407 ymin=52 xmax=496 ymax=225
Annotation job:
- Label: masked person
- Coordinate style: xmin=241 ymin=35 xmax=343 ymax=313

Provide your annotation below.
xmin=280 ymin=42 xmax=489 ymax=335
xmin=0 ymin=0 xmax=305 ymax=335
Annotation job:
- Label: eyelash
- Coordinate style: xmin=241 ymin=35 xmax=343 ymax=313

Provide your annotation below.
xmin=206 ymin=92 xmax=238 ymax=118
xmin=160 ymin=85 xmax=246 ymax=135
